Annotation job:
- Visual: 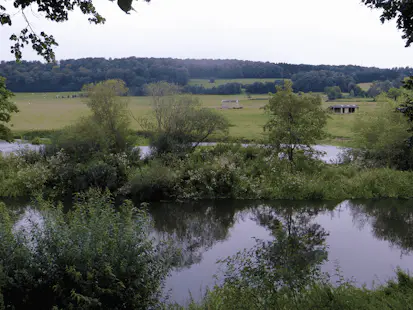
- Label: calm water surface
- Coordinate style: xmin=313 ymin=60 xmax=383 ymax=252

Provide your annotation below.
xmin=148 ymin=199 xmax=413 ymax=304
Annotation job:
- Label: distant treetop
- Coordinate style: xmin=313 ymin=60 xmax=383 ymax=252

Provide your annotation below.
xmin=0 ymin=0 xmax=151 ymax=62
xmin=362 ymin=0 xmax=413 ymax=47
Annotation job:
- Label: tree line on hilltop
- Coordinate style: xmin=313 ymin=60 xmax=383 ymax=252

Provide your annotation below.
xmin=0 ymin=57 xmax=412 ymax=95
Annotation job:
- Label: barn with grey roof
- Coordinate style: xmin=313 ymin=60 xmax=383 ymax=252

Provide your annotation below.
xmin=328 ymin=104 xmax=359 ymax=114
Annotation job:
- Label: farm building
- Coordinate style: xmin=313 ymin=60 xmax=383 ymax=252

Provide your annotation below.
xmin=221 ymin=99 xmax=243 ymax=109
xmin=329 ymin=104 xmax=359 ymax=114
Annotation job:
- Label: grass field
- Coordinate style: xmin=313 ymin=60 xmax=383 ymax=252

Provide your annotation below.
xmin=10 ymin=92 xmax=377 ymax=146
xmin=358 ymin=82 xmax=373 ymax=91
xmin=188 ymin=78 xmax=286 ymax=88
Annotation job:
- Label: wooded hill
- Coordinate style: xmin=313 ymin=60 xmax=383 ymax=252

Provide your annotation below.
xmin=0 ymin=57 xmax=411 ymax=95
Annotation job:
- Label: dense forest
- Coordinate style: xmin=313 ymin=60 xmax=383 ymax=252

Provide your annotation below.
xmin=0 ymin=57 xmax=412 ymax=95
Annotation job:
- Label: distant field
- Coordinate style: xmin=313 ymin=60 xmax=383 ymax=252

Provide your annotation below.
xmin=358 ymin=82 xmax=372 ymax=91
xmin=188 ymin=78 xmax=287 ymax=88
xmin=11 ymin=92 xmax=377 ymax=146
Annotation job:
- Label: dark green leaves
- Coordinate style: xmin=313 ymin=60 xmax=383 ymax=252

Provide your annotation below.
xmin=363 ymin=0 xmax=413 ymax=47
xmin=0 ymin=77 xmax=18 ymax=142
xmin=2 ymin=0 xmax=150 ymax=62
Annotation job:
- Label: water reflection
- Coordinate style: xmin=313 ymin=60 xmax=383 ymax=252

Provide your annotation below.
xmin=149 ymin=199 xmax=413 ymax=304
xmin=220 ymin=203 xmax=331 ymax=294
xmin=3 ymin=197 xmax=413 ymax=304
xmin=149 ymin=200 xmax=258 ymax=269
xmin=349 ymin=200 xmax=413 ymax=256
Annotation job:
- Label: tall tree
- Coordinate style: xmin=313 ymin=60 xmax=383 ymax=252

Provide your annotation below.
xmin=264 ymin=81 xmax=328 ymax=163
xmin=1 ymin=0 xmax=151 ymax=62
xmin=0 ymin=77 xmax=19 ymax=142
xmin=142 ymin=83 xmax=229 ymax=155
xmin=324 ymin=86 xmax=343 ymax=101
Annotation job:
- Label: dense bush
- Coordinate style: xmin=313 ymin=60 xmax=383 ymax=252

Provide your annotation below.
xmin=351 ymin=96 xmax=413 ymax=170
xmin=0 ymin=153 xmax=50 ymax=197
xmin=0 ymin=189 xmax=172 ymax=309
xmin=128 ymin=160 xmax=178 ymax=201
xmin=46 ymin=151 xmax=133 ymax=196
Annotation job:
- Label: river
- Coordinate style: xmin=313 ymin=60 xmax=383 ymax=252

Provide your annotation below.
xmin=7 ymin=198 xmax=413 ymax=305
xmin=148 ymin=199 xmax=413 ymax=304
xmin=0 ymin=142 xmax=346 ymax=163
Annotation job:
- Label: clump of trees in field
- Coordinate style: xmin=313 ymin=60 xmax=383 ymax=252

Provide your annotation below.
xmin=141 ymin=82 xmax=229 ymax=155
xmin=324 ymin=86 xmax=343 ymax=100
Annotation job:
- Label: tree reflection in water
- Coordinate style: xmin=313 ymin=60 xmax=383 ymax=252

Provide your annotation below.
xmin=217 ymin=201 xmax=333 ymax=294
xmin=348 ymin=200 xmax=413 ymax=256
xmin=148 ymin=200 xmax=257 ymax=269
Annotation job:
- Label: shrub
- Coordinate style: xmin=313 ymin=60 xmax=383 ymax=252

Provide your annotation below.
xmin=128 ymin=161 xmax=178 ymax=201
xmin=30 ymin=136 xmax=42 ymax=145
xmin=46 ymin=151 xmax=132 ymax=196
xmin=0 ymin=190 xmax=172 ymax=309
xmin=0 ymin=154 xmax=50 ymax=197
xmin=46 ymin=117 xmax=112 ymax=162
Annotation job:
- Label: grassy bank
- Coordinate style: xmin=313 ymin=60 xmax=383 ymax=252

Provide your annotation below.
xmin=172 ymin=270 xmax=413 ymax=310
xmin=10 ymin=92 xmax=378 ymax=147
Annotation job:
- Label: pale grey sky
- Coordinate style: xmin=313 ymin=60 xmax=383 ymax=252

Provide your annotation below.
xmin=0 ymin=0 xmax=412 ymax=68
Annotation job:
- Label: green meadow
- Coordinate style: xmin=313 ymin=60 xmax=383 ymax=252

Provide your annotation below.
xmin=11 ymin=92 xmax=377 ymax=146
xmin=358 ymin=82 xmax=373 ymax=91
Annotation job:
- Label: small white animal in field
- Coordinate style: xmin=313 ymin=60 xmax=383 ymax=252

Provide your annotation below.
xmin=28 ymin=102 xmax=31 ymax=105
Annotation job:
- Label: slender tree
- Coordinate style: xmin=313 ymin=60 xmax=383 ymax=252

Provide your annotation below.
xmin=265 ymin=81 xmax=328 ymax=164
xmin=0 ymin=77 xmax=18 ymax=142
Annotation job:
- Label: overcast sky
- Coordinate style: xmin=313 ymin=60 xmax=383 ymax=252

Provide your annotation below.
xmin=0 ymin=0 xmax=412 ymax=68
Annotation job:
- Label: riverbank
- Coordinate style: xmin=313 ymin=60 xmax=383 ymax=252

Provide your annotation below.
xmin=171 ymin=271 xmax=413 ymax=309
xmin=1 ymin=142 xmax=413 ymax=201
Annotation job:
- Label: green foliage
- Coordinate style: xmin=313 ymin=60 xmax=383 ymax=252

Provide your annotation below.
xmin=0 ymin=77 xmax=18 ymax=142
xmin=0 ymin=189 xmax=171 ymax=309
xmin=82 ymin=79 xmax=132 ymax=153
xmin=128 ymin=160 xmax=178 ymax=201
xmin=367 ymin=80 xmax=398 ymax=98
xmin=30 ymin=136 xmax=42 ymax=145
xmin=325 ymin=86 xmax=343 ymax=100
xmin=1 ymin=0 xmax=151 ymax=62
xmin=126 ymin=144 xmax=413 ymax=202
xmin=387 ymin=87 xmax=403 ymax=100
xmin=352 ymin=96 xmax=413 ymax=170
xmin=179 ymin=269 xmax=413 ymax=310
xmin=143 ymin=84 xmax=229 ymax=155
xmin=265 ymin=80 xmax=328 ymax=163
xmin=48 ymin=116 xmax=113 ymax=162
xmin=46 ymin=151 xmax=133 ymax=196
xmin=34 ymin=80 xmax=140 ymax=196
xmin=0 ymin=153 xmax=50 ymax=197
xmin=363 ymin=0 xmax=413 ymax=47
